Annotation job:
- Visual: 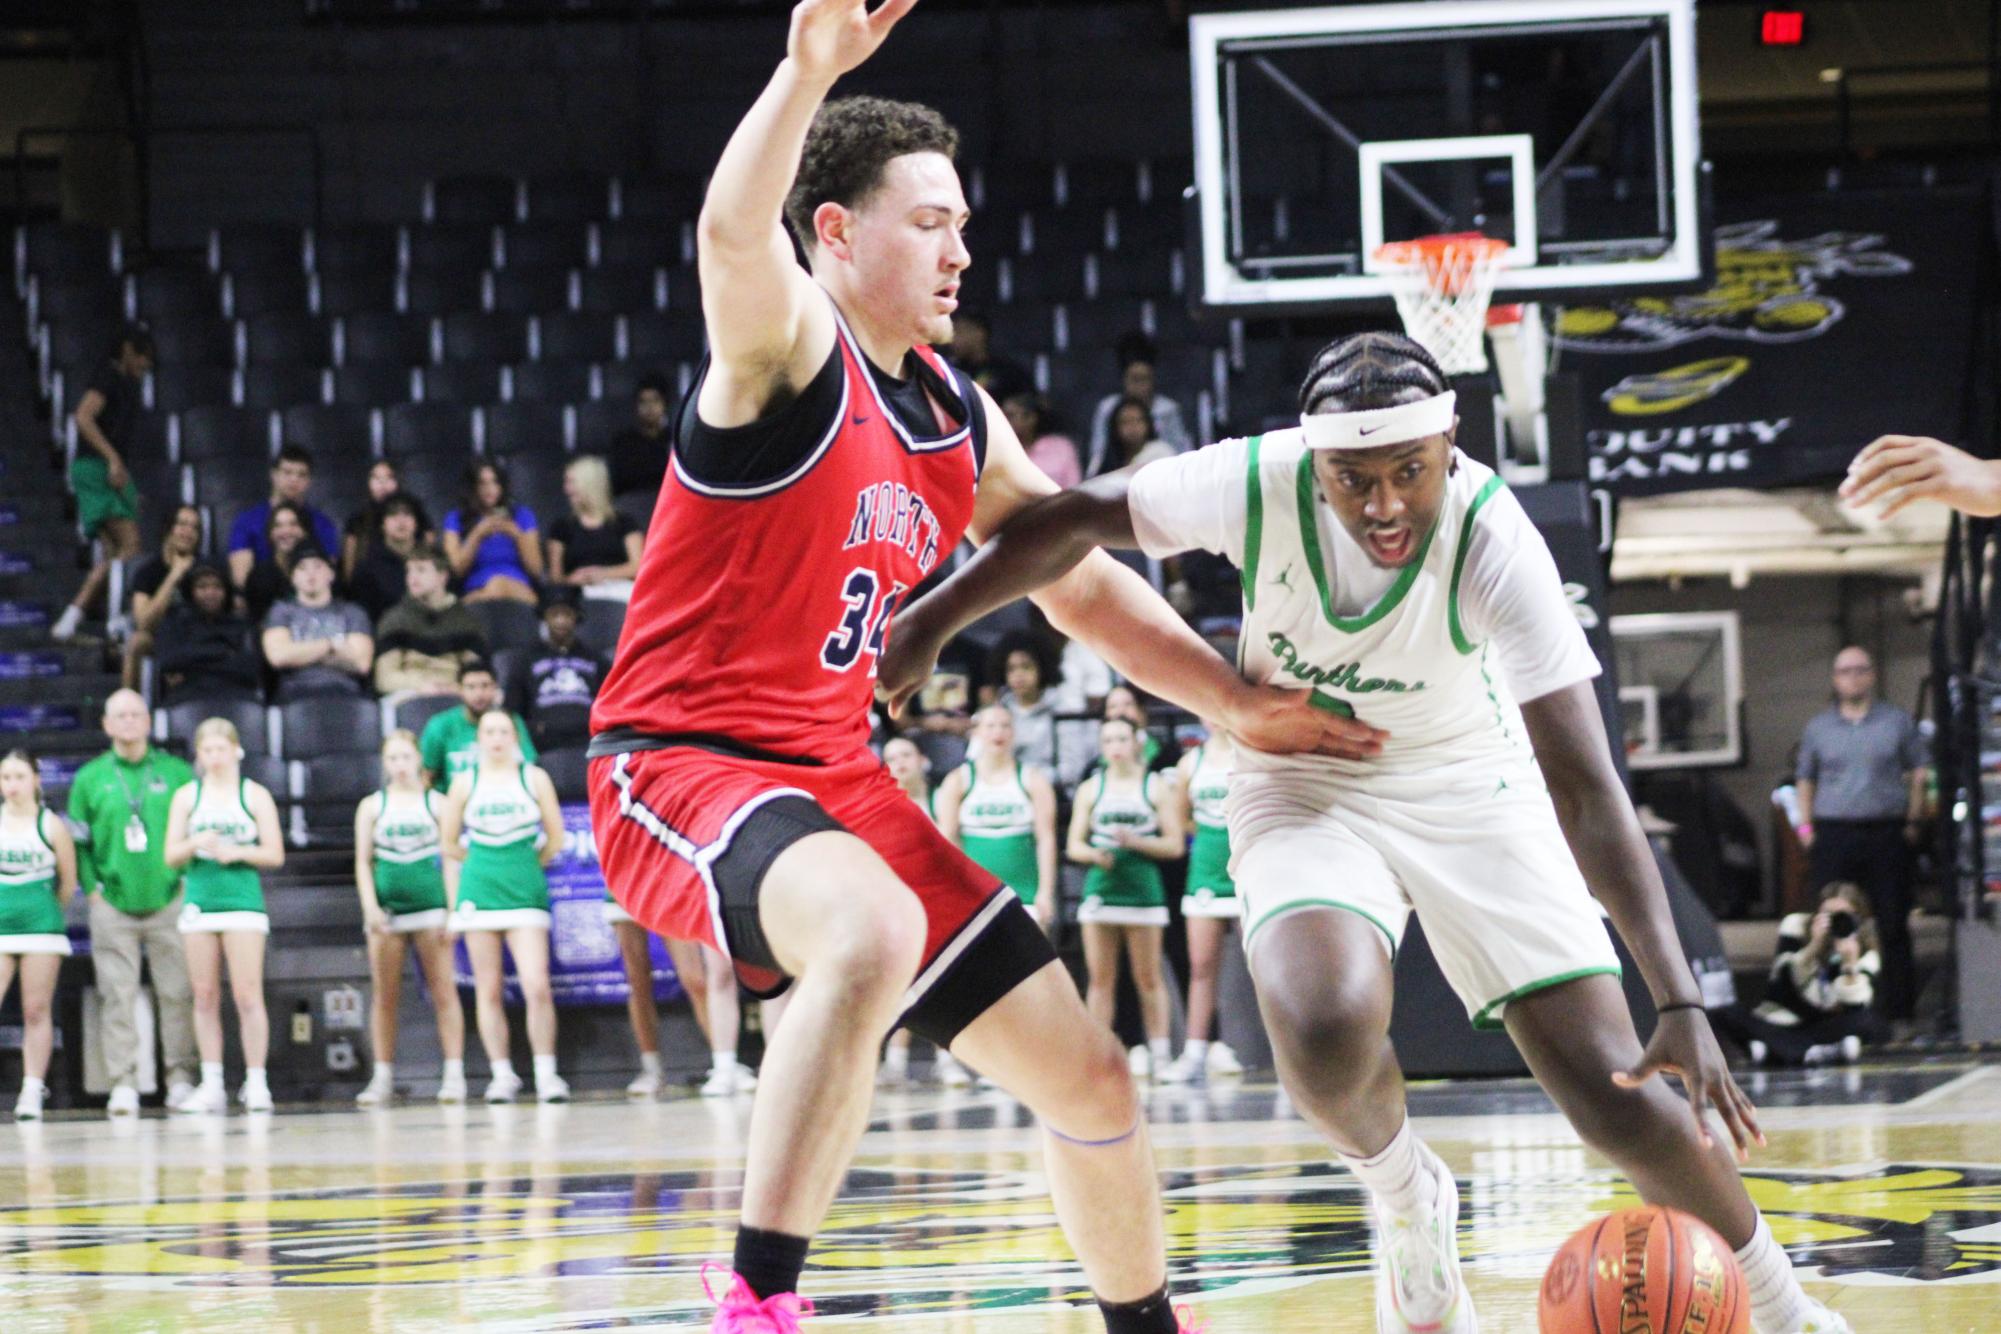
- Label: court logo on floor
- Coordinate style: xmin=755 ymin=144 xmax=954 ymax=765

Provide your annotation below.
xmin=0 ymin=1161 xmax=1995 ymax=1312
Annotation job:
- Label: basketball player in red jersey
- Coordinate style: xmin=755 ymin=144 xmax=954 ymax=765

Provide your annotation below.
xmin=586 ymin=3 xmax=1383 ymax=1330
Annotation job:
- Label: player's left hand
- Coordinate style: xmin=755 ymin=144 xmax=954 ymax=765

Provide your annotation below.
xmin=1223 ymin=684 xmax=1388 ymax=761
xmin=1840 ymin=434 xmax=2001 ymax=518
xmin=1612 ymin=1008 xmax=1765 ymax=1160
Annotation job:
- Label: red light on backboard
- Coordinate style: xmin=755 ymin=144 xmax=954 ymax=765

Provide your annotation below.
xmin=1761 ymin=12 xmax=1806 ymax=46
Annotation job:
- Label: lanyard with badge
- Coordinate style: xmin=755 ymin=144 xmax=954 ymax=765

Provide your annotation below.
xmin=113 ymin=757 xmax=151 ymax=853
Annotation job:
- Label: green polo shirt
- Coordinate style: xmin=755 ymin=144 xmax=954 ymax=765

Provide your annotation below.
xmin=66 ymin=747 xmax=195 ymax=916
xmin=420 ymin=707 xmax=537 ymax=792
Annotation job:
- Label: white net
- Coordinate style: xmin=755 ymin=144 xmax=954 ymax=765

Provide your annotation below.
xmin=1374 ymin=233 xmax=1511 ymax=375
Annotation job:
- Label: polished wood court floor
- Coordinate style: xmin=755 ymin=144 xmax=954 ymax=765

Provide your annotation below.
xmin=2 ymin=1055 xmax=1997 ymax=1331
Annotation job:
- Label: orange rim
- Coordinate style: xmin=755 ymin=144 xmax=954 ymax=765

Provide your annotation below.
xmin=1373 ymin=232 xmax=1510 ymax=297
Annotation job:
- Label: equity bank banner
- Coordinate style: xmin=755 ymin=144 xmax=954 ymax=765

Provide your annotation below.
xmin=1557 ymin=189 xmax=1983 ymax=496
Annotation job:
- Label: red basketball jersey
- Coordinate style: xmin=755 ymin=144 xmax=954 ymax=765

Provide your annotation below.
xmin=591 ymin=308 xmax=982 ymax=764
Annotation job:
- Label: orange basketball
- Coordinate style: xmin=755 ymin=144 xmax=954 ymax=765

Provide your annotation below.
xmin=1539 ymin=1206 xmax=1750 ymax=1333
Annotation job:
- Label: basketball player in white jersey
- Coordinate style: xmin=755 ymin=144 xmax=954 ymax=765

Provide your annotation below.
xmin=1842 ymin=432 xmax=2001 ymax=517
xmin=882 ymin=332 xmax=1853 ymax=1334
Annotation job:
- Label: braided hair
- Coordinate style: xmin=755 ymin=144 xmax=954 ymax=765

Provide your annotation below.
xmin=1297 ymin=332 xmax=1450 ymax=418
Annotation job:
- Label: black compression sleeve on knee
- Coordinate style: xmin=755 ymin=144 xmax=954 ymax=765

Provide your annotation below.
xmin=1098 ymin=1284 xmax=1178 ymax=1333
xmin=732 ymin=1225 xmax=810 ymax=1301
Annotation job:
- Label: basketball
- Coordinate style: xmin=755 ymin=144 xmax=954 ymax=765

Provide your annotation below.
xmin=1538 ymin=1207 xmax=1750 ymax=1334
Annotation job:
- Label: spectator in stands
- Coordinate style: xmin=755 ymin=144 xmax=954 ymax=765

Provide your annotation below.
xmin=122 ymin=503 xmax=206 ymax=690
xmin=1001 ymin=390 xmax=1081 ymax=488
xmin=1085 ymin=332 xmax=1191 ymax=476
xmin=163 ymin=715 xmax=286 ymax=1115
xmin=342 ymin=460 xmax=435 ymax=590
xmin=156 ymin=565 xmax=262 ymax=705
xmin=1104 ymin=684 xmax=1170 ymax=771
xmin=992 ymin=630 xmax=1063 ymax=773
xmin=443 ymin=461 xmax=543 ymax=607
xmin=260 ymin=549 xmax=374 ymax=704
xmin=345 ymin=494 xmax=428 ymax=624
xmin=0 ymin=748 xmax=79 ymax=1121
xmin=420 ymin=658 xmax=537 ymax=791
xmin=373 ymin=547 xmax=487 ymax=698
xmin=239 ymin=502 xmax=314 ymax=624
xmin=68 ymin=690 xmax=199 ymax=1116
xmin=605 ymin=375 xmax=673 ymax=507
xmin=547 ymin=455 xmax=642 ymax=600
xmin=225 ymin=445 xmax=342 ymax=593
xmin=946 ymin=311 xmax=1030 ymax=402
xmin=1093 ymin=396 xmax=1177 ymax=480
xmin=508 ymin=587 xmax=607 ymax=751
xmin=52 ymin=324 xmax=153 ymax=643
xmin=1794 ymin=645 xmax=1928 ymax=1021
xmin=1721 ymin=882 xmax=1887 ymax=1066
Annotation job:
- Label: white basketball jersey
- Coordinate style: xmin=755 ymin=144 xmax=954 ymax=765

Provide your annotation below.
xmin=1234 ymin=431 xmax=1532 ymax=780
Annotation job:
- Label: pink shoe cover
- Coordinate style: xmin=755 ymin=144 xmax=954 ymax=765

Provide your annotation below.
xmin=703 ymin=1263 xmax=815 ymax=1332
xmin=1175 ymin=1303 xmax=1210 ymax=1333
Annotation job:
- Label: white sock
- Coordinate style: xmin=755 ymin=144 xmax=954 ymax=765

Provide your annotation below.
xmin=637 ymin=1051 xmax=662 ymax=1076
xmin=532 ymin=1054 xmax=559 ymax=1083
xmin=1735 ymin=1215 xmax=1812 ymax=1332
xmin=1182 ymin=1039 xmax=1210 ymax=1066
xmin=370 ymin=1062 xmax=394 ymax=1084
xmin=1148 ymin=1037 xmax=1173 ymax=1067
xmin=442 ymin=1059 xmax=465 ymax=1080
xmin=1339 ymin=1118 xmax=1436 ymax=1220
xmin=490 ymin=1059 xmax=516 ymax=1081
xmin=711 ymin=1050 xmax=736 ymax=1075
xmin=201 ymin=1062 xmax=225 ymax=1087
xmin=242 ymin=1067 xmax=268 ymax=1089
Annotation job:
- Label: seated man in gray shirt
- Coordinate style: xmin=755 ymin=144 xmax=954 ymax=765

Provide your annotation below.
xmin=261 ymin=548 xmax=374 ymax=703
xmin=1793 ymin=645 xmax=1928 ymax=1020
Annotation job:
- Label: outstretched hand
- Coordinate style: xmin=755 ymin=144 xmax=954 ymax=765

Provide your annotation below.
xmin=788 ymin=0 xmax=922 ymax=85
xmin=1840 ymin=434 xmax=2001 ymax=519
xmin=1223 ymin=685 xmax=1388 ymax=761
xmin=1612 ymin=1008 xmax=1764 ymax=1160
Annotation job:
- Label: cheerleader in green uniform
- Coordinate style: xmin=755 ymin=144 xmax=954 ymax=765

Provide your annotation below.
xmin=1163 ymin=727 xmax=1239 ymax=1086
xmin=0 ymin=750 xmax=79 ymax=1121
xmin=353 ymin=730 xmax=467 ymax=1107
xmin=935 ymin=707 xmax=1058 ymax=933
xmin=438 ymin=710 xmax=567 ymax=1104
xmin=1067 ymin=716 xmax=1184 ymax=1079
xmin=164 ymin=718 xmax=286 ymax=1114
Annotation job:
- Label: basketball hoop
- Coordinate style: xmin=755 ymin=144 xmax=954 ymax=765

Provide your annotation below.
xmin=1373 ymin=233 xmax=1512 ymax=375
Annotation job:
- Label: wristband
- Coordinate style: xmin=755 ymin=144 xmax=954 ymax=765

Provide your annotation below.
xmin=1656 ymin=1001 xmax=1704 ymax=1015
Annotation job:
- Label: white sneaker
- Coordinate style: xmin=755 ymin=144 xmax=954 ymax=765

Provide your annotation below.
xmin=355 ymin=1073 xmax=395 ymax=1107
xmin=700 ymin=1065 xmax=740 ymax=1098
xmin=1372 ymin=1149 xmax=1476 ymax=1333
xmin=625 ymin=1068 xmax=661 ymax=1099
xmin=935 ymin=1052 xmax=972 ymax=1088
xmin=13 ymin=1084 xmax=44 ymax=1121
xmin=484 ymin=1069 xmax=523 ymax=1104
xmin=877 ymin=1061 xmax=911 ymax=1089
xmin=1788 ymin=1304 xmax=1855 ymax=1333
xmin=240 ymin=1083 xmax=274 ymax=1113
xmin=1207 ymin=1043 xmax=1244 ymax=1077
xmin=1159 ymin=1051 xmax=1207 ymax=1086
xmin=106 ymin=1085 xmax=140 ymax=1118
xmin=177 ymin=1082 xmax=227 ymax=1115
xmin=1127 ymin=1046 xmax=1152 ymax=1081
xmin=436 ymin=1069 xmax=467 ymax=1104
xmin=735 ymin=1063 xmax=758 ymax=1091
xmin=535 ymin=1073 xmax=570 ymax=1104
xmin=165 ymin=1079 xmax=197 ymax=1112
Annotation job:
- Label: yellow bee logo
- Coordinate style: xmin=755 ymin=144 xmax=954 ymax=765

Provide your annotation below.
xmin=1603 ymin=357 xmax=1751 ymax=417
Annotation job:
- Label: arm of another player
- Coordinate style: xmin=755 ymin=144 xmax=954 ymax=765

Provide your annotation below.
xmin=1521 ymin=683 xmax=1762 ymax=1158
xmin=881 ymin=388 xmax=1386 ymax=760
xmin=695 ymin=0 xmax=917 ymax=422
xmin=1841 ymin=434 xmax=2001 ymax=518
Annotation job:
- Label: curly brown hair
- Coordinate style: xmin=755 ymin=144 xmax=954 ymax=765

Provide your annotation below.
xmin=784 ymin=95 xmax=959 ymax=252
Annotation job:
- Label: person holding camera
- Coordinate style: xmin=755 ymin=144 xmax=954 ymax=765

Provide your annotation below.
xmin=1723 ymin=882 xmax=1886 ymax=1067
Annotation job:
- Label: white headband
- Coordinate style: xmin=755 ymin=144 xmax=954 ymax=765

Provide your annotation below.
xmin=1300 ymin=391 xmax=1456 ymax=451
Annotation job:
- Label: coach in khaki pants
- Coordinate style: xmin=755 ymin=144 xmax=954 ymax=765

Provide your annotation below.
xmin=65 ymin=689 xmax=198 ymax=1116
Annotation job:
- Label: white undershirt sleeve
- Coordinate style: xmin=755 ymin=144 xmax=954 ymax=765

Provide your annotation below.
xmin=1454 ymin=487 xmax=1603 ymax=705
xmin=1125 ymin=438 xmax=1251 ymax=562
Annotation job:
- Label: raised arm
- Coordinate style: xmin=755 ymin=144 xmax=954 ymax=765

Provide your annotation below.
xmin=695 ymin=0 xmax=917 ymax=428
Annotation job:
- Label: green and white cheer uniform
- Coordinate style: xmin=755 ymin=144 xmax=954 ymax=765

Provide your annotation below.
xmin=451 ymin=765 xmax=550 ymax=932
xmin=1182 ymin=744 xmax=1239 ymax=919
xmin=1078 ymin=769 xmax=1168 ymax=927
xmin=370 ymin=787 xmax=448 ymax=932
xmin=0 ymin=806 xmax=71 ymax=955
xmin=1129 ymin=435 xmax=1620 ymax=1029
xmin=954 ymin=761 xmax=1040 ymax=906
xmin=178 ymin=779 xmax=268 ymax=934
